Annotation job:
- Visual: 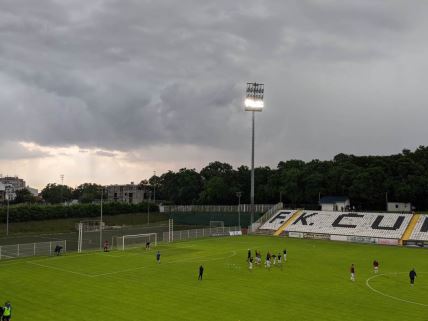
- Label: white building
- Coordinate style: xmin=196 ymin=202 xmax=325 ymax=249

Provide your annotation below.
xmin=319 ymin=196 xmax=350 ymax=212
xmin=387 ymin=202 xmax=412 ymax=213
xmin=27 ymin=186 xmax=39 ymax=197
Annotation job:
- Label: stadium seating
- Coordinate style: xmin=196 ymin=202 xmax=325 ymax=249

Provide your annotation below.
xmin=408 ymin=214 xmax=428 ymax=241
xmin=259 ymin=210 xmax=299 ymax=230
xmin=284 ymin=211 xmax=412 ymax=239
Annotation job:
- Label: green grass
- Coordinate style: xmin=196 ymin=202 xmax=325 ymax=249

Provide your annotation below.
xmin=1 ymin=236 xmax=427 ymax=321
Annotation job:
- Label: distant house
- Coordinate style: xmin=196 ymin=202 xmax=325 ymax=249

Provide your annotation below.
xmin=387 ymin=202 xmax=412 ymax=213
xmin=0 ymin=183 xmax=5 ymax=202
xmin=320 ymin=196 xmax=350 ymax=212
xmin=105 ymin=181 xmax=152 ymax=204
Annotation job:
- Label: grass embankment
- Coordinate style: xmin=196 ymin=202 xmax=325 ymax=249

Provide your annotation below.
xmin=0 ymin=212 xmax=169 ymax=235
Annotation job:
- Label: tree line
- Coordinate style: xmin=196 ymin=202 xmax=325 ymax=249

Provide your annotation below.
xmin=9 ymin=146 xmax=428 ymax=211
xmin=152 ymin=146 xmax=428 ymax=211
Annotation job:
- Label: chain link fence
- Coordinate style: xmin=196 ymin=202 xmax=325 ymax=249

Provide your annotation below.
xmin=0 ymin=240 xmax=67 ymax=260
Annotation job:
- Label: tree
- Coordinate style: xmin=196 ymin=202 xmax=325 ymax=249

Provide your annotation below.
xmin=73 ymin=183 xmax=102 ymax=203
xmin=13 ymin=188 xmax=36 ymax=204
xmin=41 ymin=183 xmax=73 ymax=204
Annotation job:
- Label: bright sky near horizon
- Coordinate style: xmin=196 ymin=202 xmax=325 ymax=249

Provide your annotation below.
xmin=1 ymin=0 xmax=428 ymax=189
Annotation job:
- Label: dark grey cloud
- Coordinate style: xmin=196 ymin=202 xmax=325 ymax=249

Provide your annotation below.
xmin=1 ymin=0 xmax=428 ymax=166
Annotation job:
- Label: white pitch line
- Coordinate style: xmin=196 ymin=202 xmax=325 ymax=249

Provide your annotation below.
xmin=27 ymin=261 xmax=93 ymax=277
xmin=92 ymin=266 xmax=147 ymax=277
xmin=167 ymin=250 xmax=237 ymax=264
xmin=366 ymin=272 xmax=428 ymax=307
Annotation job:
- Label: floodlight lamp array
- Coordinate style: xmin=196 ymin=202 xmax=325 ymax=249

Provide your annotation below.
xmin=245 ymin=83 xmax=264 ymax=111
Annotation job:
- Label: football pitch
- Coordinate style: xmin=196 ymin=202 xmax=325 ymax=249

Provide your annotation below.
xmin=0 ymin=235 xmax=427 ymax=321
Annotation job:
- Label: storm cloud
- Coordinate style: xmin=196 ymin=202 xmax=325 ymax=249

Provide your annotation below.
xmin=1 ymin=0 xmax=428 ymax=186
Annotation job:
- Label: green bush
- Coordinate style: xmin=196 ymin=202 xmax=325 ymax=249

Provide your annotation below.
xmin=0 ymin=202 xmax=158 ymax=223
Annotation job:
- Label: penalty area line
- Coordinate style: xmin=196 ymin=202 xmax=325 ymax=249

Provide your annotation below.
xmin=27 ymin=261 xmax=93 ymax=277
xmin=366 ymin=272 xmax=428 ymax=307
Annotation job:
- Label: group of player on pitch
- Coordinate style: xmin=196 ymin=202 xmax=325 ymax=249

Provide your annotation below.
xmin=247 ymin=249 xmax=287 ymax=270
xmin=350 ymin=261 xmax=418 ymax=286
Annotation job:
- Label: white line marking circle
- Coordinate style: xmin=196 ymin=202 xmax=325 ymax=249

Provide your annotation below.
xmin=366 ymin=272 xmax=428 ymax=307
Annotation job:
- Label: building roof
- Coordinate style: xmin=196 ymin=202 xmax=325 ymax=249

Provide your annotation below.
xmin=319 ymin=196 xmax=349 ymax=204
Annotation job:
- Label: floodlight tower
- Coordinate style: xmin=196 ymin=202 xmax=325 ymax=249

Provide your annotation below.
xmin=245 ymin=82 xmax=264 ymax=231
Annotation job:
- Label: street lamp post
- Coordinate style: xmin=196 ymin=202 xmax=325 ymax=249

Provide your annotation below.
xmin=245 ymin=82 xmax=264 ymax=231
xmin=6 ymin=192 xmax=10 ymax=236
xmin=147 ymin=191 xmax=152 ymax=225
xmin=153 ymin=171 xmax=156 ymax=204
xmin=99 ymin=188 xmax=104 ymax=250
xmin=236 ymin=192 xmax=242 ymax=228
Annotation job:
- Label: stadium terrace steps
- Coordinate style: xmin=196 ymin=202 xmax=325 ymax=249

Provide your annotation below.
xmin=273 ymin=209 xmax=304 ymax=236
xmin=408 ymin=214 xmax=428 ymax=241
xmin=284 ymin=211 xmax=412 ymax=239
xmin=400 ymin=213 xmax=421 ymax=244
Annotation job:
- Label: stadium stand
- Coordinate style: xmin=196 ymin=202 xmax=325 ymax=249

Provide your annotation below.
xmin=284 ymin=211 xmax=412 ymax=239
xmin=259 ymin=210 xmax=299 ymax=231
xmin=408 ymin=214 xmax=428 ymax=241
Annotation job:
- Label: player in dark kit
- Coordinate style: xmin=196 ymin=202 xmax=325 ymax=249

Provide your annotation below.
xmin=350 ymin=264 xmax=355 ymax=282
xmin=156 ymin=251 xmax=161 ymax=264
xmin=103 ymin=240 xmax=109 ymax=252
xmin=54 ymin=245 xmax=62 ymax=256
xmin=198 ymin=265 xmax=204 ymax=280
xmin=247 ymin=249 xmax=251 ymax=262
xmin=409 ymin=268 xmax=417 ymax=286
xmin=2 ymin=302 xmax=11 ymax=321
xmin=373 ymin=260 xmax=379 ymax=273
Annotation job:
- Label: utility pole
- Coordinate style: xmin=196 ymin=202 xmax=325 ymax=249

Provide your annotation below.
xmin=6 ymin=192 xmax=9 ymax=236
xmin=60 ymin=174 xmax=64 ymax=204
xmin=99 ymin=187 xmax=104 ymax=250
xmin=236 ymin=192 xmax=242 ymax=228
xmin=147 ymin=191 xmax=152 ymax=224
xmin=153 ymin=171 xmax=156 ymax=204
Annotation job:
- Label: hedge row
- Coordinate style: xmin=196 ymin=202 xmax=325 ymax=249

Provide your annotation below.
xmin=0 ymin=202 xmax=158 ymax=223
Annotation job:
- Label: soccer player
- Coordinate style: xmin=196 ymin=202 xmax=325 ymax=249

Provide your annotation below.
xmin=145 ymin=242 xmax=151 ymax=250
xmin=350 ymin=264 xmax=355 ymax=282
xmin=255 ymin=251 xmax=261 ymax=265
xmin=373 ymin=260 xmax=379 ymax=273
xmin=54 ymin=245 xmax=62 ymax=256
xmin=2 ymin=302 xmax=11 ymax=321
xmin=272 ymin=254 xmax=277 ymax=265
xmin=277 ymin=253 xmax=282 ymax=264
xmin=409 ymin=268 xmax=417 ymax=287
xmin=283 ymin=249 xmax=287 ymax=262
xmin=156 ymin=251 xmax=161 ymax=264
xmin=103 ymin=240 xmax=109 ymax=252
xmin=249 ymin=257 xmax=254 ymax=270
xmin=198 ymin=265 xmax=204 ymax=280
xmin=265 ymin=252 xmax=271 ymax=269
xmin=247 ymin=249 xmax=251 ymax=262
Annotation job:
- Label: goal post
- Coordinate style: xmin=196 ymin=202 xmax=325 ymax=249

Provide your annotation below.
xmin=113 ymin=233 xmax=158 ymax=251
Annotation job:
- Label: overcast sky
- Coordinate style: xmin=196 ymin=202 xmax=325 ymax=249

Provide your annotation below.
xmin=1 ymin=0 xmax=428 ymax=189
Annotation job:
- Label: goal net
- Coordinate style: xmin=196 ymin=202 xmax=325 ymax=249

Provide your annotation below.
xmin=210 ymin=221 xmax=224 ymax=228
xmin=113 ymin=233 xmax=158 ymax=251
xmin=75 ymin=220 xmax=105 ymax=232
